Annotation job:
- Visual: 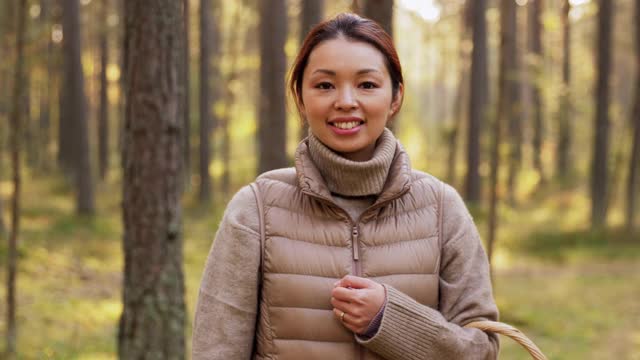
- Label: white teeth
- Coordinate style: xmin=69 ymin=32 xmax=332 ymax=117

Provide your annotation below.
xmin=333 ymin=121 xmax=360 ymax=130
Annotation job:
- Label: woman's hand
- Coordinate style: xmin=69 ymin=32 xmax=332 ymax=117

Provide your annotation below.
xmin=331 ymin=275 xmax=386 ymax=334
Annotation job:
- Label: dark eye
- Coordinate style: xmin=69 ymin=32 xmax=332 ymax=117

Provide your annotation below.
xmin=360 ymin=81 xmax=377 ymax=89
xmin=315 ymin=82 xmax=333 ymax=90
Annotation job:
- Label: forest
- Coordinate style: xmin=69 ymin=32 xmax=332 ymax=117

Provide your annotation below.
xmin=0 ymin=0 xmax=639 ymax=359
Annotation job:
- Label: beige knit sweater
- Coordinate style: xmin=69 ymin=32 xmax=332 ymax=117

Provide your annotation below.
xmin=192 ymin=129 xmax=499 ymax=359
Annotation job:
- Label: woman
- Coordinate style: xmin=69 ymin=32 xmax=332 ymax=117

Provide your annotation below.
xmin=193 ymin=13 xmax=499 ymax=360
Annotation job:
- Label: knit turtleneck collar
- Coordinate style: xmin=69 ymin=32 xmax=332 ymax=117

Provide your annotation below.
xmin=307 ymin=128 xmax=397 ymax=196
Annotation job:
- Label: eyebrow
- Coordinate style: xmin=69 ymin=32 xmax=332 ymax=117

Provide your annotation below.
xmin=311 ymin=68 xmax=382 ymax=76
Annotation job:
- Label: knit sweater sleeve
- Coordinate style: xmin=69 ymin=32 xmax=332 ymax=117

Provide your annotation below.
xmin=356 ymin=183 xmax=500 ymax=360
xmin=192 ymin=185 xmax=261 ymax=360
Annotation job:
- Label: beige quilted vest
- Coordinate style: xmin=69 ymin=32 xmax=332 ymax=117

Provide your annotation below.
xmin=251 ymin=142 xmax=444 ymax=360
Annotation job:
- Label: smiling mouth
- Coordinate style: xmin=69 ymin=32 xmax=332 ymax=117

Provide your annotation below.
xmin=329 ymin=120 xmax=365 ymax=130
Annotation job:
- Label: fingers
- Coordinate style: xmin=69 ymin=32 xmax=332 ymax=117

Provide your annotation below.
xmin=331 ymin=286 xmax=366 ymax=304
xmin=330 ymin=296 xmax=354 ymax=314
xmin=334 ymin=275 xmax=374 ymax=289
xmin=332 ymin=306 xmax=370 ymax=334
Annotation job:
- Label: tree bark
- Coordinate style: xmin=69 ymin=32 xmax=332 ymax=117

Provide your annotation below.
xmin=466 ymin=0 xmax=488 ymax=204
xmin=300 ymin=0 xmax=324 ymax=44
xmin=591 ymin=0 xmax=613 ymax=228
xmin=0 ymin=0 xmax=13 ymax=236
xmin=505 ymin=0 xmax=522 ymax=205
xmin=58 ymin=0 xmax=73 ymax=174
xmin=39 ymin=0 xmax=53 ymax=172
xmin=447 ymin=7 xmax=472 ymax=187
xmin=488 ymin=0 xmax=515 ymax=280
xmin=221 ymin=4 xmax=244 ymax=195
xmin=529 ymin=0 xmax=545 ymax=182
xmin=627 ymin=0 xmax=640 ymax=232
xmin=118 ymin=1 xmax=186 ymax=358
xmin=182 ymin=0 xmax=191 ymax=185
xmin=62 ymin=0 xmax=95 ymax=214
xmin=98 ymin=0 xmax=109 ymax=180
xmin=258 ymin=0 xmax=288 ymax=174
xmin=198 ymin=0 xmax=213 ymax=203
xmin=23 ymin=74 xmax=35 ymax=168
xmin=362 ymin=0 xmax=395 ymax=132
xmin=7 ymin=0 xmax=27 ymax=355
xmin=362 ymin=0 xmax=393 ymax=37
xmin=557 ymin=0 xmax=572 ymax=180
xmin=447 ymin=69 xmax=469 ymax=188
xmin=299 ymin=0 xmax=324 ymax=141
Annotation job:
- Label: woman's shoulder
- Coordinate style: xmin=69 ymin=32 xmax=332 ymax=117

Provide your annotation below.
xmin=220 ymin=166 xmax=298 ymax=231
xmin=408 ymin=169 xmax=471 ymax=216
xmin=255 ymin=166 xmax=297 ymax=186
xmin=219 ymin=185 xmax=260 ymax=235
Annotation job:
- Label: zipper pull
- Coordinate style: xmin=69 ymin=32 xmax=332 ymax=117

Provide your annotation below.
xmin=352 ymin=225 xmax=359 ymax=261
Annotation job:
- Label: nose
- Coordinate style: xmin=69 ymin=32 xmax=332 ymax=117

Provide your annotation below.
xmin=334 ymin=86 xmax=358 ymax=111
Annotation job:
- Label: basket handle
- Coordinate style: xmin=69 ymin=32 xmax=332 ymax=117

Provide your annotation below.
xmin=464 ymin=321 xmax=548 ymax=360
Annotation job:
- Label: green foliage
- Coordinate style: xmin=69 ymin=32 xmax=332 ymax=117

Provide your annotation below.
xmin=510 ymin=227 xmax=640 ymax=263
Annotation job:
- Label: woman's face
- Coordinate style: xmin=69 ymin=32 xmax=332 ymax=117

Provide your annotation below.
xmin=300 ymin=37 xmax=403 ymax=161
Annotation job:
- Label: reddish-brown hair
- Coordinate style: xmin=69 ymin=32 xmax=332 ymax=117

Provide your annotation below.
xmin=289 ymin=13 xmax=404 ymax=112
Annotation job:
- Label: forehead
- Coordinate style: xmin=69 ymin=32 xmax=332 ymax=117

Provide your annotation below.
xmin=305 ymin=37 xmax=388 ymax=75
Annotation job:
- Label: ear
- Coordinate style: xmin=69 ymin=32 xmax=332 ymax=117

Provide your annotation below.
xmin=389 ymin=83 xmax=404 ymax=117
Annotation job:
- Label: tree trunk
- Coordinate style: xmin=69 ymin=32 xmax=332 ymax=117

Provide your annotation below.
xmin=300 ymin=0 xmax=324 ymax=46
xmin=591 ymin=0 xmax=613 ymax=228
xmin=7 ymin=0 xmax=27 ymax=355
xmin=58 ymin=0 xmax=73 ymax=174
xmin=98 ymin=0 xmax=109 ymax=180
xmin=627 ymin=0 xmax=640 ymax=232
xmin=118 ymin=0 xmax=186 ymax=358
xmin=529 ymin=0 xmax=544 ymax=183
xmin=466 ymin=0 xmax=488 ymax=204
xmin=447 ymin=69 xmax=468 ymax=187
xmin=362 ymin=0 xmax=393 ymax=36
xmin=352 ymin=0 xmax=361 ymax=13
xmin=24 ymin=74 xmax=36 ymax=168
xmin=39 ymin=0 xmax=54 ymax=173
xmin=62 ymin=0 xmax=95 ymax=214
xmin=557 ymin=0 xmax=572 ymax=180
xmin=117 ymin=0 xmax=126 ymax=153
xmin=258 ymin=0 xmax=288 ymax=174
xmin=447 ymin=8 xmax=472 ymax=187
xmin=0 ymin=0 xmax=12 ymax=236
xmin=182 ymin=0 xmax=191 ymax=186
xmin=362 ymin=0 xmax=394 ymax=132
xmin=488 ymin=0 xmax=515 ymax=280
xmin=221 ymin=4 xmax=243 ymax=195
xmin=504 ymin=0 xmax=521 ymax=205
xmin=299 ymin=0 xmax=324 ymax=141
xmin=198 ymin=0 xmax=213 ymax=203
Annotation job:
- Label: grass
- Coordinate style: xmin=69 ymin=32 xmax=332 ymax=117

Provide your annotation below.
xmin=0 ymin=172 xmax=639 ymax=359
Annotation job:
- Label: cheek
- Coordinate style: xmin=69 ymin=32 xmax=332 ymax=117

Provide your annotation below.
xmin=364 ymin=97 xmax=393 ymax=120
xmin=304 ymin=97 xmax=331 ymax=118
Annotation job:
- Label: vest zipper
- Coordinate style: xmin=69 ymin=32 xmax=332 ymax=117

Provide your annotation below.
xmin=351 ymin=224 xmax=363 ymax=360
xmin=351 ymin=225 xmax=360 ymax=261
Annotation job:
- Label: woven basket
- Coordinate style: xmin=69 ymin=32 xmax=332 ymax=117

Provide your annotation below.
xmin=464 ymin=321 xmax=547 ymax=360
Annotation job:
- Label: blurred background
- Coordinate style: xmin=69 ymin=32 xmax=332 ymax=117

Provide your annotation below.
xmin=0 ymin=0 xmax=639 ymax=358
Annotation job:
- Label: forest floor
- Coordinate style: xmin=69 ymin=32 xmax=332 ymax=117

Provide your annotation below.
xmin=0 ymin=172 xmax=639 ymax=359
